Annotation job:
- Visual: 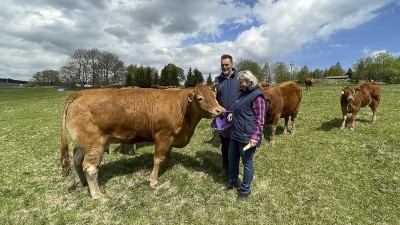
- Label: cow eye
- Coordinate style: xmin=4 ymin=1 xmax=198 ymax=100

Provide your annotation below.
xmin=197 ymin=96 xmax=204 ymax=102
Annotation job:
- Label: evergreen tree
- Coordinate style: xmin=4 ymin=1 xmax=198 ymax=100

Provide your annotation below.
xmin=152 ymin=70 xmax=159 ymax=87
xmin=193 ymin=68 xmax=204 ymax=85
xmin=126 ymin=64 xmax=138 ymax=86
xmin=184 ymin=67 xmax=194 ymax=87
xmin=206 ymin=73 xmax=213 ymax=85
xmin=143 ymin=67 xmax=153 ymax=88
xmin=346 ymin=68 xmax=353 ymax=79
xmin=134 ymin=66 xmax=146 ymax=87
xmin=125 ymin=72 xmax=133 ymax=86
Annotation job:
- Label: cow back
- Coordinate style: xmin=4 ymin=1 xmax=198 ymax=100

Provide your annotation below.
xmin=359 ymin=82 xmax=381 ymax=102
xmin=261 ymin=81 xmax=302 ymax=119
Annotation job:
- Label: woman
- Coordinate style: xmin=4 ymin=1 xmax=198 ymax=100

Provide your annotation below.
xmin=225 ymin=70 xmax=267 ymax=199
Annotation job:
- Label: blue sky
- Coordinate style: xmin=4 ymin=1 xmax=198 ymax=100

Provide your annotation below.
xmin=0 ymin=0 xmax=399 ymax=81
xmin=287 ymin=2 xmax=400 ymax=71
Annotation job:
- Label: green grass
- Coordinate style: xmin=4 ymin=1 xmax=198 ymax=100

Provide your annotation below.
xmin=1 ymin=83 xmax=399 ymax=224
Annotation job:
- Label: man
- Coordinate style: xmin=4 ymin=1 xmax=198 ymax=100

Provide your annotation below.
xmin=214 ymin=54 xmax=242 ymax=177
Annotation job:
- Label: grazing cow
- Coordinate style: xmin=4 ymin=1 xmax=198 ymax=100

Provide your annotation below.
xmin=339 ymin=82 xmax=381 ymax=131
xmin=60 ymin=83 xmax=224 ymax=199
xmin=304 ymin=77 xmax=315 ymax=90
xmin=259 ymin=81 xmax=302 ymax=144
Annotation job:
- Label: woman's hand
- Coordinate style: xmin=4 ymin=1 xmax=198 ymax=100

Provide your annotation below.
xmin=249 ymin=139 xmax=257 ymax=147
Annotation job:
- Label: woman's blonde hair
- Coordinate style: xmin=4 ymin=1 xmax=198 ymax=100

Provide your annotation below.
xmin=237 ymin=70 xmax=259 ymax=88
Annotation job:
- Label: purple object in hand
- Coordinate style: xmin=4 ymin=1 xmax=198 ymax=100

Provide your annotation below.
xmin=211 ymin=111 xmax=232 ymax=138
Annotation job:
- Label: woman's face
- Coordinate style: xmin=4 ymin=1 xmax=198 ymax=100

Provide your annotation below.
xmin=239 ymin=79 xmax=250 ymax=91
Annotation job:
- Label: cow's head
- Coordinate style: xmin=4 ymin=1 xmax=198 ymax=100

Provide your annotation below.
xmin=259 ymin=82 xmax=270 ymax=89
xmin=341 ymin=86 xmax=361 ymax=101
xmin=188 ymin=83 xmax=225 ymax=118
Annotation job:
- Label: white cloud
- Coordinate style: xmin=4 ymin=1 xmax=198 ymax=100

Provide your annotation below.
xmin=0 ymin=0 xmax=394 ymax=80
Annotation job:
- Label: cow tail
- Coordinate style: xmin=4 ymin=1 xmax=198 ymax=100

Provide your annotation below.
xmin=60 ymin=92 xmax=78 ymax=177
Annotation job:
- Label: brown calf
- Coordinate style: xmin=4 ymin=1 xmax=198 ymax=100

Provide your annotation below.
xmin=259 ymin=81 xmax=302 ymax=144
xmin=304 ymin=77 xmax=315 ymax=90
xmin=340 ymin=82 xmax=381 ymax=131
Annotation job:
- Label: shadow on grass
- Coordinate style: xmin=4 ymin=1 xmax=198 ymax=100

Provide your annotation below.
xmin=263 ymin=125 xmax=285 ymax=141
xmin=98 ymin=150 xmax=226 ymax=187
xmin=316 ymin=117 xmax=372 ymax=131
xmin=204 ymin=131 xmax=221 ymax=147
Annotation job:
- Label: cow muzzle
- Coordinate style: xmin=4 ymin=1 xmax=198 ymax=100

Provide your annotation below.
xmin=212 ymin=107 xmax=225 ymax=117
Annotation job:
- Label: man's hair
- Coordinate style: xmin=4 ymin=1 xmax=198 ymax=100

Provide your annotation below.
xmin=221 ymin=54 xmax=233 ymax=62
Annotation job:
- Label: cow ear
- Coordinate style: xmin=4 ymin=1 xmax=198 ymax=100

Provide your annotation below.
xmin=259 ymin=82 xmax=269 ymax=88
xmin=188 ymin=93 xmax=195 ymax=102
xmin=341 ymin=90 xmax=344 ymax=94
xmin=209 ymin=83 xmax=217 ymax=93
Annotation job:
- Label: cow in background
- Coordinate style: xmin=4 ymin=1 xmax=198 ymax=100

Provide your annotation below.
xmin=60 ymin=83 xmax=225 ymax=199
xmin=114 ymin=143 xmax=136 ymax=155
xmin=259 ymin=81 xmax=302 ymax=144
xmin=304 ymin=77 xmax=315 ymax=90
xmin=339 ymin=82 xmax=381 ymax=131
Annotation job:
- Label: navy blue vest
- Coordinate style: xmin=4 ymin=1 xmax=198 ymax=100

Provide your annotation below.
xmin=231 ymin=86 xmax=264 ymax=146
xmin=215 ymin=69 xmax=242 ymax=111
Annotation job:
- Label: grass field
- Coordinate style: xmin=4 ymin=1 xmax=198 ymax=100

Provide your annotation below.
xmin=1 ymin=82 xmax=399 ymax=224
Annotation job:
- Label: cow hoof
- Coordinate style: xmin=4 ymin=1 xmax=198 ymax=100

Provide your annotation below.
xmin=349 ymin=128 xmax=354 ymax=131
xmin=149 ymin=180 xmax=158 ymax=188
xmin=91 ymin=193 xmax=104 ymax=199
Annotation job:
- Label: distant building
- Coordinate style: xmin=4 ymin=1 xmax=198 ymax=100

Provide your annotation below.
xmin=0 ymin=82 xmax=25 ymax=88
xmin=325 ymin=75 xmax=349 ymax=80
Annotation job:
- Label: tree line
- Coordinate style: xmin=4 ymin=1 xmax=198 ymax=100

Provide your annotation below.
xmin=29 ymin=48 xmax=400 ymax=87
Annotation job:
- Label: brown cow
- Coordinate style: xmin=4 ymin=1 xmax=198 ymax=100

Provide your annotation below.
xmin=259 ymin=81 xmax=302 ymax=144
xmin=60 ymin=83 xmax=224 ymax=199
xmin=339 ymin=82 xmax=381 ymax=131
xmin=304 ymin=77 xmax=315 ymax=90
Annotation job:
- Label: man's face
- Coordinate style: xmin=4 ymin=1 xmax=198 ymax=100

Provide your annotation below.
xmin=221 ymin=58 xmax=233 ymax=76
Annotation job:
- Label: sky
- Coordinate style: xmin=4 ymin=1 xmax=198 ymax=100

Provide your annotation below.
xmin=1 ymin=0 xmax=399 ymax=81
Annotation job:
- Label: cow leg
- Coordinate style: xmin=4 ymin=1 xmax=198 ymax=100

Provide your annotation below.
xmin=291 ymin=116 xmax=297 ymax=134
xmin=370 ymin=102 xmax=379 ymax=124
xmin=283 ymin=117 xmax=289 ymax=134
xmin=340 ymin=113 xmax=347 ymax=130
xmin=164 ymin=146 xmax=173 ymax=165
xmin=371 ymin=108 xmax=378 ymax=124
xmin=269 ymin=125 xmax=277 ymax=145
xmin=129 ymin=143 xmax=137 ymax=155
xmin=82 ymin=145 xmax=105 ymax=199
xmin=349 ymin=112 xmax=358 ymax=131
xmin=72 ymin=147 xmax=87 ymax=188
xmin=104 ymin=142 xmax=111 ymax=154
xmin=149 ymin=135 xmax=173 ymax=187
xmin=269 ymin=116 xmax=280 ymax=144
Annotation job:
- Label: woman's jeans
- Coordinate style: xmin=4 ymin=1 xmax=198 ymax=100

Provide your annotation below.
xmin=228 ymin=139 xmax=256 ymax=195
